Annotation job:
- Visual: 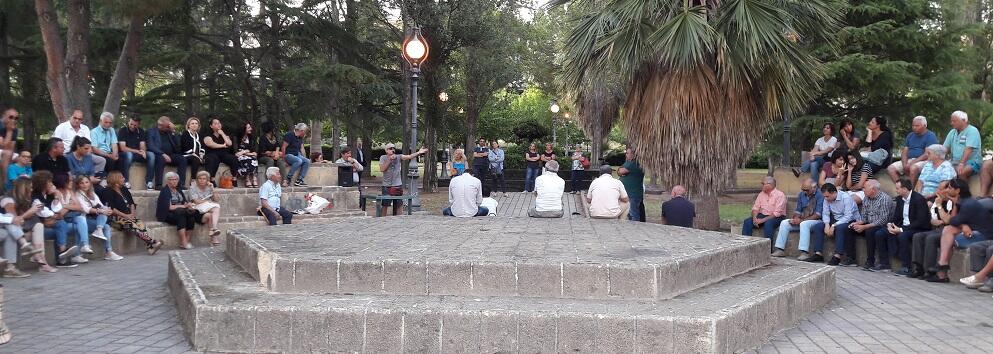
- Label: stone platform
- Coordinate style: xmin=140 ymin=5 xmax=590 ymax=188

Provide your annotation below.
xmin=170 ymin=217 xmax=836 ymax=353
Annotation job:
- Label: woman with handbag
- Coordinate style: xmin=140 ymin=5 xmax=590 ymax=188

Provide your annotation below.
xmin=54 ymin=175 xmax=95 ymax=264
xmin=74 ymin=176 xmax=123 ymax=261
xmin=157 ymin=172 xmax=198 ymax=249
xmin=100 ymin=171 xmax=163 ymax=255
xmin=863 ymin=116 xmax=893 ymax=174
xmin=189 ymin=171 xmax=222 ymax=245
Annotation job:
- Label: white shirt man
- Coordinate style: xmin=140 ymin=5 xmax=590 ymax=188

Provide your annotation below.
xmin=54 ymin=110 xmax=107 ymax=176
xmin=529 ymin=160 xmax=564 ymax=218
xmin=587 ymin=165 xmax=629 ymax=219
xmin=445 ymin=170 xmax=487 ymax=217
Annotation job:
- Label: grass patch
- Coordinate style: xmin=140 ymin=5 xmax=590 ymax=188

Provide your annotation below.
xmin=719 ymin=203 xmax=752 ymax=223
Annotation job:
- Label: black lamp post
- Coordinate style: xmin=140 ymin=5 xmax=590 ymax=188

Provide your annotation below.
xmin=550 ymin=100 xmax=560 ymax=148
xmin=402 ymin=27 xmax=428 ymax=211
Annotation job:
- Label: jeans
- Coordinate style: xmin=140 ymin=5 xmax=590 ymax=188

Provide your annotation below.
xmin=262 ymin=207 xmax=293 ymax=225
xmin=742 ymin=214 xmax=785 ymax=241
xmin=119 ymin=151 xmax=156 ymax=184
xmin=875 ymin=227 xmax=927 ymax=267
xmin=67 ymin=214 xmax=89 ymax=256
xmin=954 ymin=231 xmax=989 ymax=248
xmin=801 ymin=156 xmax=824 ymax=175
xmin=42 ymin=220 xmax=70 ymax=248
xmin=571 ymin=170 xmax=581 ymax=192
xmin=259 ymin=157 xmax=288 ymax=183
xmin=490 ymin=171 xmax=506 ymax=193
xmin=774 ymin=219 xmax=825 ymax=252
xmin=285 ymin=152 xmax=310 ymax=182
xmin=628 ymin=196 xmax=646 ymax=222
xmin=86 ymin=214 xmax=112 ymax=251
xmin=443 ymin=206 xmax=489 ymax=217
xmin=524 ymin=166 xmax=540 ymax=192
xmin=831 ymin=222 xmax=853 ymax=256
xmin=1 ymin=228 xmax=19 ymax=262
xmin=967 ymin=240 xmax=993 ymax=273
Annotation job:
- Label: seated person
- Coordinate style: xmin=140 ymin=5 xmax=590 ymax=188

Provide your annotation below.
xmin=886 ymin=116 xmax=937 ymax=185
xmin=334 ymin=149 xmax=364 ymax=185
xmin=848 ymin=180 xmax=894 ymax=270
xmin=879 ymin=179 xmax=930 ymax=276
xmin=257 ymin=121 xmax=287 ymax=187
xmin=443 ymin=169 xmax=487 ymax=217
xmin=911 ymin=181 xmax=955 ymax=279
xmin=943 ymin=110 xmax=982 ymax=180
xmin=156 ymin=171 xmax=197 ymax=249
xmin=74 ymin=176 xmax=122 ymax=261
xmin=981 ymin=159 xmax=993 ymax=197
xmin=660 ymin=185 xmax=695 ymax=228
xmin=792 ymin=122 xmax=836 ymax=177
xmin=32 ymin=137 xmax=70 ymax=183
xmin=821 ymin=183 xmax=862 ymax=266
xmin=772 ymin=178 xmax=825 ymax=260
xmin=90 ymin=112 xmax=120 ymax=176
xmin=529 ymin=160 xmax=564 ymax=218
xmin=259 ymin=167 xmax=292 ymax=225
xmin=587 ymin=165 xmax=629 ymax=219
xmin=0 ymin=178 xmax=46 ymax=277
xmin=480 ymin=189 xmax=498 ymax=216
xmin=841 ymin=152 xmax=873 ymax=204
xmin=915 ymin=144 xmax=956 ymax=199
xmin=117 ymin=115 xmax=156 ymax=190
xmin=741 ymin=177 xmax=786 ymax=241
xmin=959 ymin=233 xmax=993 ymax=291
xmin=66 ymin=137 xmax=100 ymax=184
xmin=99 ymin=171 xmax=163 ymax=254
xmin=819 ymin=153 xmax=846 ymax=186
xmin=930 ymin=179 xmax=993 ymax=282
xmin=6 ymin=151 xmax=32 ymax=190
xmin=189 ymin=171 xmax=222 ymax=244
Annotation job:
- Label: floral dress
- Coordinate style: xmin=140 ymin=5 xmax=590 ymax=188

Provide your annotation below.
xmin=237 ymin=136 xmax=259 ymax=177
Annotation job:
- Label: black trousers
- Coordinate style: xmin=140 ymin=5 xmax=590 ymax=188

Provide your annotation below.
xmin=164 ymin=210 xmax=197 ymax=230
xmin=155 ymin=154 xmax=200 ymax=187
xmin=206 ymin=152 xmax=241 ymax=178
xmin=262 ymin=207 xmax=292 ymax=225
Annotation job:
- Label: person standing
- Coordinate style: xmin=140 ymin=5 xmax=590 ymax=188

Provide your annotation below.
xmin=660 ymin=185 xmax=695 ymax=228
xmin=90 ymin=112 xmax=120 ymax=177
xmin=378 ymin=143 xmax=428 ymax=216
xmin=443 ymin=169 xmax=487 ymax=217
xmin=540 ymin=143 xmax=556 ymax=170
xmin=487 ymin=141 xmax=506 ymax=196
xmin=471 ymin=138 xmax=489 ymax=181
xmin=569 ymin=146 xmax=585 ymax=194
xmin=117 ymin=116 xmax=156 ymax=190
xmin=886 ymin=116 xmax=937 ymax=185
xmin=353 ymin=138 xmax=367 ymax=183
xmin=617 ymin=147 xmax=645 ymax=222
xmin=523 ymin=143 xmax=541 ymax=193
xmin=942 ymin=110 xmax=983 ymax=180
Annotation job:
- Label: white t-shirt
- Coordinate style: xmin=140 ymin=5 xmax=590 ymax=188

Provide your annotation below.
xmin=480 ymin=197 xmax=498 ymax=216
xmin=53 ymin=120 xmax=91 ymax=145
xmin=814 ymin=136 xmax=838 ymax=152
xmin=588 ymin=174 xmax=628 ymax=217
xmin=534 ymin=171 xmax=564 ymax=212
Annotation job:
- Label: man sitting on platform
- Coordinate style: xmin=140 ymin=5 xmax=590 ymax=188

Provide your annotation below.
xmin=821 ymin=183 xmax=862 ymax=266
xmin=849 ymin=180 xmax=894 ymax=271
xmin=881 ymin=179 xmax=931 ymax=276
xmin=587 ymin=164 xmax=629 ymax=219
xmin=742 ymin=177 xmax=787 ymax=243
xmin=660 ymin=185 xmax=695 ymax=228
xmin=529 ymin=160 xmax=564 ymax=218
xmin=443 ymin=169 xmax=488 ymax=217
xmin=930 ymin=180 xmax=993 ymax=282
xmin=259 ymin=166 xmax=292 ymax=225
xmin=771 ymin=178 xmax=825 ymax=261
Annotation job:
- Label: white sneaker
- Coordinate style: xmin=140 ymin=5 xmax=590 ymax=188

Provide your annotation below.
xmin=960 ymin=275 xmax=985 ymax=289
xmin=181 ymin=243 xmax=194 ymax=250
xmin=146 ymin=181 xmax=155 ymax=190
xmin=71 ymin=255 xmax=89 ymax=264
xmin=91 ymin=228 xmax=106 ymax=241
xmin=104 ymin=251 xmax=124 ymax=261
xmin=80 ymin=245 xmax=94 ymax=254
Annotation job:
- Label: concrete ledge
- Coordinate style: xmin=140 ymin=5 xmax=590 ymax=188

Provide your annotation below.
xmin=226 ymin=217 xmax=772 ymax=300
xmin=129 ymin=185 xmax=361 ymax=221
xmin=125 ymin=162 xmax=339 ymax=188
xmin=169 ymin=249 xmax=834 ymax=353
xmin=772 ymin=166 xmax=984 ymax=197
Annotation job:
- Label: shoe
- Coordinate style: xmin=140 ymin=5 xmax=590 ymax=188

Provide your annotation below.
xmin=919 ymin=271 xmax=933 ymax=280
xmin=797 ymin=252 xmax=811 ymax=261
xmin=55 ymin=259 xmax=78 ymax=268
xmin=80 ymin=245 xmax=94 ymax=254
xmin=791 ymin=167 xmax=802 ymax=178
xmin=210 ymin=228 xmax=222 ymax=237
xmin=802 ymin=253 xmax=824 ymax=263
xmin=148 ymin=240 xmax=163 ymax=255
xmin=978 ymin=279 xmax=993 ymax=292
xmin=91 ymin=228 xmax=106 ymax=241
xmin=870 ymin=264 xmax=891 ymax=272
xmin=909 ymin=265 xmax=925 ymax=278
xmin=104 ymin=251 xmax=124 ymax=261
xmin=210 ymin=234 xmax=220 ymax=246
xmin=70 ymin=255 xmax=89 ymax=264
xmin=771 ymin=249 xmax=786 ymax=257
xmin=861 ymin=263 xmax=873 ymax=271
xmin=39 ymin=264 xmax=57 ymax=273
xmin=181 ymin=243 xmax=194 ymax=250
xmin=2 ymin=268 xmax=29 ymax=278
xmin=960 ymin=275 xmax=985 ymax=289
xmin=827 ymin=256 xmax=841 ymax=266
xmin=19 ymin=243 xmax=43 ymax=257
xmin=924 ymin=273 xmax=949 ymax=283
xmin=58 ymin=245 xmax=79 ymax=262
xmin=840 ymin=257 xmax=857 ymax=267
xmin=294 ymin=180 xmax=307 ymax=187
xmin=147 ymin=181 xmax=155 ymax=190
xmin=895 ymin=267 xmax=912 ymax=277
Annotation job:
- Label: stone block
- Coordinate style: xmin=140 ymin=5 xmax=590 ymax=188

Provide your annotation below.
xmin=556 ymin=313 xmax=597 ymax=353
xmin=469 ymin=262 xmax=516 ymax=297
xmin=595 ymin=315 xmax=636 ymax=353
xmin=607 ymin=265 xmax=655 ymax=298
xmin=562 ymin=263 xmax=609 ymax=299
xmin=478 ymin=311 xmax=518 ymax=353
xmin=426 ymin=260 xmax=472 ymax=296
xmin=441 ymin=311 xmax=481 ymax=353
xmin=252 ymin=307 xmax=294 ymax=353
xmin=517 ymin=311 xmax=557 ymax=353
xmin=516 ymin=263 xmax=561 ymax=297
xmin=338 ymin=261 xmax=384 ymax=294
xmin=363 ymin=309 xmax=403 ymax=353
xmin=634 ymin=317 xmax=675 ymax=354
xmin=383 ymin=260 xmax=427 ymax=295
xmin=324 ymin=308 xmax=364 ymax=353
xmin=401 ymin=311 xmax=442 ymax=353
xmin=194 ymin=306 xmax=256 ymax=352
xmin=672 ymin=317 xmax=715 ymax=353
xmin=288 ymin=308 xmax=334 ymax=353
xmin=293 ymin=259 xmax=338 ymax=293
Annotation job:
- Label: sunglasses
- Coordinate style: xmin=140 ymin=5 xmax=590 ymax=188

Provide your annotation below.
xmin=5 ymin=114 xmax=18 ymax=120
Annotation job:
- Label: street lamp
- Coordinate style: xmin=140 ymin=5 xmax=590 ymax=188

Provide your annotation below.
xmin=563 ymin=112 xmax=571 ymax=149
xmin=438 ymin=91 xmax=448 ymax=102
xmin=402 ymin=27 xmax=429 ymax=211
xmin=550 ymin=100 xmax=560 ymax=148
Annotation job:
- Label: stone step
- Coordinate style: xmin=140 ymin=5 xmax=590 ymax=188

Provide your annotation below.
xmin=169 ymin=248 xmax=835 ymax=353
xmin=225 ymin=217 xmax=771 ymax=300
xmin=127 ymin=185 xmax=362 ymax=221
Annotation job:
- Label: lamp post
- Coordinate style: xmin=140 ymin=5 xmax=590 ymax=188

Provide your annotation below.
xmin=550 ymin=100 xmax=560 ymax=148
xmin=563 ymin=112 xmax=571 ymax=150
xmin=438 ymin=92 xmax=449 ymax=179
xmin=402 ymin=27 xmax=429 ymax=211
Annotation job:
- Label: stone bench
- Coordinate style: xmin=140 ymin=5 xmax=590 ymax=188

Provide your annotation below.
xmin=128 ymin=185 xmax=360 ymax=221
xmin=124 ymin=162 xmax=340 ymax=188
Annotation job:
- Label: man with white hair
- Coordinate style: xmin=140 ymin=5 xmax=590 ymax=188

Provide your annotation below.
xmin=259 ymin=166 xmax=292 ymax=225
xmin=660 ymin=185 xmax=695 ymax=228
xmin=90 ymin=112 xmax=120 ymax=177
xmin=943 ymin=110 xmax=982 ymax=179
xmin=848 ymin=180 xmax=894 ymax=270
xmin=528 ymin=160 xmax=564 ymax=218
xmin=772 ymin=178 xmax=825 ymax=260
xmin=281 ymin=123 xmax=311 ymax=187
xmin=887 ymin=115 xmax=937 ymax=185
xmin=53 ymin=109 xmax=107 ymax=176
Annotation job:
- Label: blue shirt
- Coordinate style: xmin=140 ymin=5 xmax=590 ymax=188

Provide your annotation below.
xmin=259 ymin=180 xmax=282 ymax=210
xmin=822 ymin=191 xmax=861 ymax=225
xmin=90 ymin=125 xmax=118 ymax=154
xmin=6 ymin=164 xmax=31 ymax=190
xmin=943 ymin=125 xmax=982 ymax=165
xmin=67 ymin=153 xmax=95 ymax=177
xmin=904 ymin=130 xmax=938 ymax=160
xmin=794 ymin=190 xmax=824 ymax=218
xmin=918 ymin=160 xmax=956 ymax=196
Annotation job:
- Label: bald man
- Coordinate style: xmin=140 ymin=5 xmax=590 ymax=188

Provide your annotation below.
xmin=660 ymin=185 xmax=695 ymax=228
xmin=771 ymin=178 xmax=826 ymax=261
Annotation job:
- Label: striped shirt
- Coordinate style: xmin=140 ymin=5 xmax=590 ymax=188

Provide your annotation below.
xmin=860 ymin=191 xmax=894 ymax=226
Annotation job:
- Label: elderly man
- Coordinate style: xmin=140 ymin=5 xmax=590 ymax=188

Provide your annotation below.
xmin=117 ymin=115 xmax=156 ymax=190
xmin=147 ymin=117 xmax=186 ymax=188
xmin=282 ymin=123 xmax=311 ymax=186
xmin=617 ymin=147 xmax=646 ymax=222
xmin=887 ymin=116 xmax=937 ymax=185
xmin=53 ymin=110 xmax=107 ymax=177
xmin=259 ymin=166 xmax=292 ymax=225
xmin=587 ymin=165 xmax=629 ymax=219
xmin=821 ymin=183 xmax=862 ymax=266
xmin=772 ymin=178 xmax=825 ymax=260
xmin=444 ymin=169 xmax=487 ymax=217
xmin=661 ymin=185 xmax=695 ymax=228
xmin=529 ymin=160 xmax=564 ymax=218
xmin=742 ymin=177 xmax=787 ymax=242
xmin=848 ymin=180 xmax=894 ymax=271
xmin=90 ymin=112 xmax=120 ymax=177
xmin=943 ymin=110 xmax=983 ymax=179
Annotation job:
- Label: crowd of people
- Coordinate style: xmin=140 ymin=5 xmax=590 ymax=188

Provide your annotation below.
xmin=750 ymin=110 xmax=993 ymax=294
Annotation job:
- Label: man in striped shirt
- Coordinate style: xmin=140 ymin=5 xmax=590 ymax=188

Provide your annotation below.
xmin=848 ymin=180 xmax=894 ymax=271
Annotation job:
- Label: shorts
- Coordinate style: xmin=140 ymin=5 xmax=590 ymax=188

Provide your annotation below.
xmin=889 ymin=160 xmax=927 ymax=172
xmin=966 ymin=160 xmax=982 ymax=173
xmin=954 ymin=231 xmax=987 ymax=248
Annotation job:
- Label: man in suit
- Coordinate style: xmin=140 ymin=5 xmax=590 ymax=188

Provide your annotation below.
xmin=880 ymin=178 xmax=931 ymax=276
xmin=352 ymin=138 xmax=366 ymax=184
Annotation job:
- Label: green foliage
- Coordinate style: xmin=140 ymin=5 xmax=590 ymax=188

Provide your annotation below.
xmin=512 ymin=120 xmax=550 ymax=144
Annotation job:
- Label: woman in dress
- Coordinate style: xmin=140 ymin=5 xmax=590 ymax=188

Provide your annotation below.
xmin=235 ymin=122 xmax=260 ymax=187
xmin=189 ymin=171 xmax=222 ymax=245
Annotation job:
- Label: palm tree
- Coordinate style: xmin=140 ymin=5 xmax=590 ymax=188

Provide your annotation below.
xmin=557 ymin=0 xmax=842 ymax=229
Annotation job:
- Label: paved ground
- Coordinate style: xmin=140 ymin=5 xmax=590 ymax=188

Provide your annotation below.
xmin=2 ymin=253 xmax=992 ymax=353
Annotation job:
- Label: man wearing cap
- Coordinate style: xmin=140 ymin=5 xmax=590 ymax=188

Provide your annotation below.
xmin=379 ymin=142 xmax=428 ymax=215
xmin=529 ymin=160 xmax=565 ymax=218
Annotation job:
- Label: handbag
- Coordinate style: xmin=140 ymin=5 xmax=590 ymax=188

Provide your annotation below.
xmin=219 ymin=172 xmax=234 ymax=189
xmin=580 ymin=157 xmax=590 ymax=169
xmin=387 ymin=186 xmax=403 ymax=196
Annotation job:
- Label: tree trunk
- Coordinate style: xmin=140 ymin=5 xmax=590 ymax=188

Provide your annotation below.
xmin=331 ymin=115 xmax=341 ymax=159
xmin=20 ymin=61 xmax=42 ymax=153
xmin=310 ymin=119 xmax=323 ymax=157
xmin=181 ymin=0 xmax=196 ymax=116
xmin=102 ymin=14 xmax=145 ymax=117
xmin=34 ymin=0 xmax=69 ymax=123
xmin=694 ymin=193 xmax=720 ymax=231
xmin=65 ymin=0 xmax=92 ymax=125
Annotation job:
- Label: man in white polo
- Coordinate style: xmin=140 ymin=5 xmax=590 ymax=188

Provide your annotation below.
xmin=587 ymin=164 xmax=629 ymax=219
xmin=53 ymin=109 xmax=107 ymax=175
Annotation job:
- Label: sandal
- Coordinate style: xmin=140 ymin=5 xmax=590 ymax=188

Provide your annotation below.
xmin=39 ymin=264 xmax=58 ymax=273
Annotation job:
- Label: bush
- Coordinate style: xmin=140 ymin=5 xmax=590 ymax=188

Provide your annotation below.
xmin=512 ymin=120 xmax=550 ymax=144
